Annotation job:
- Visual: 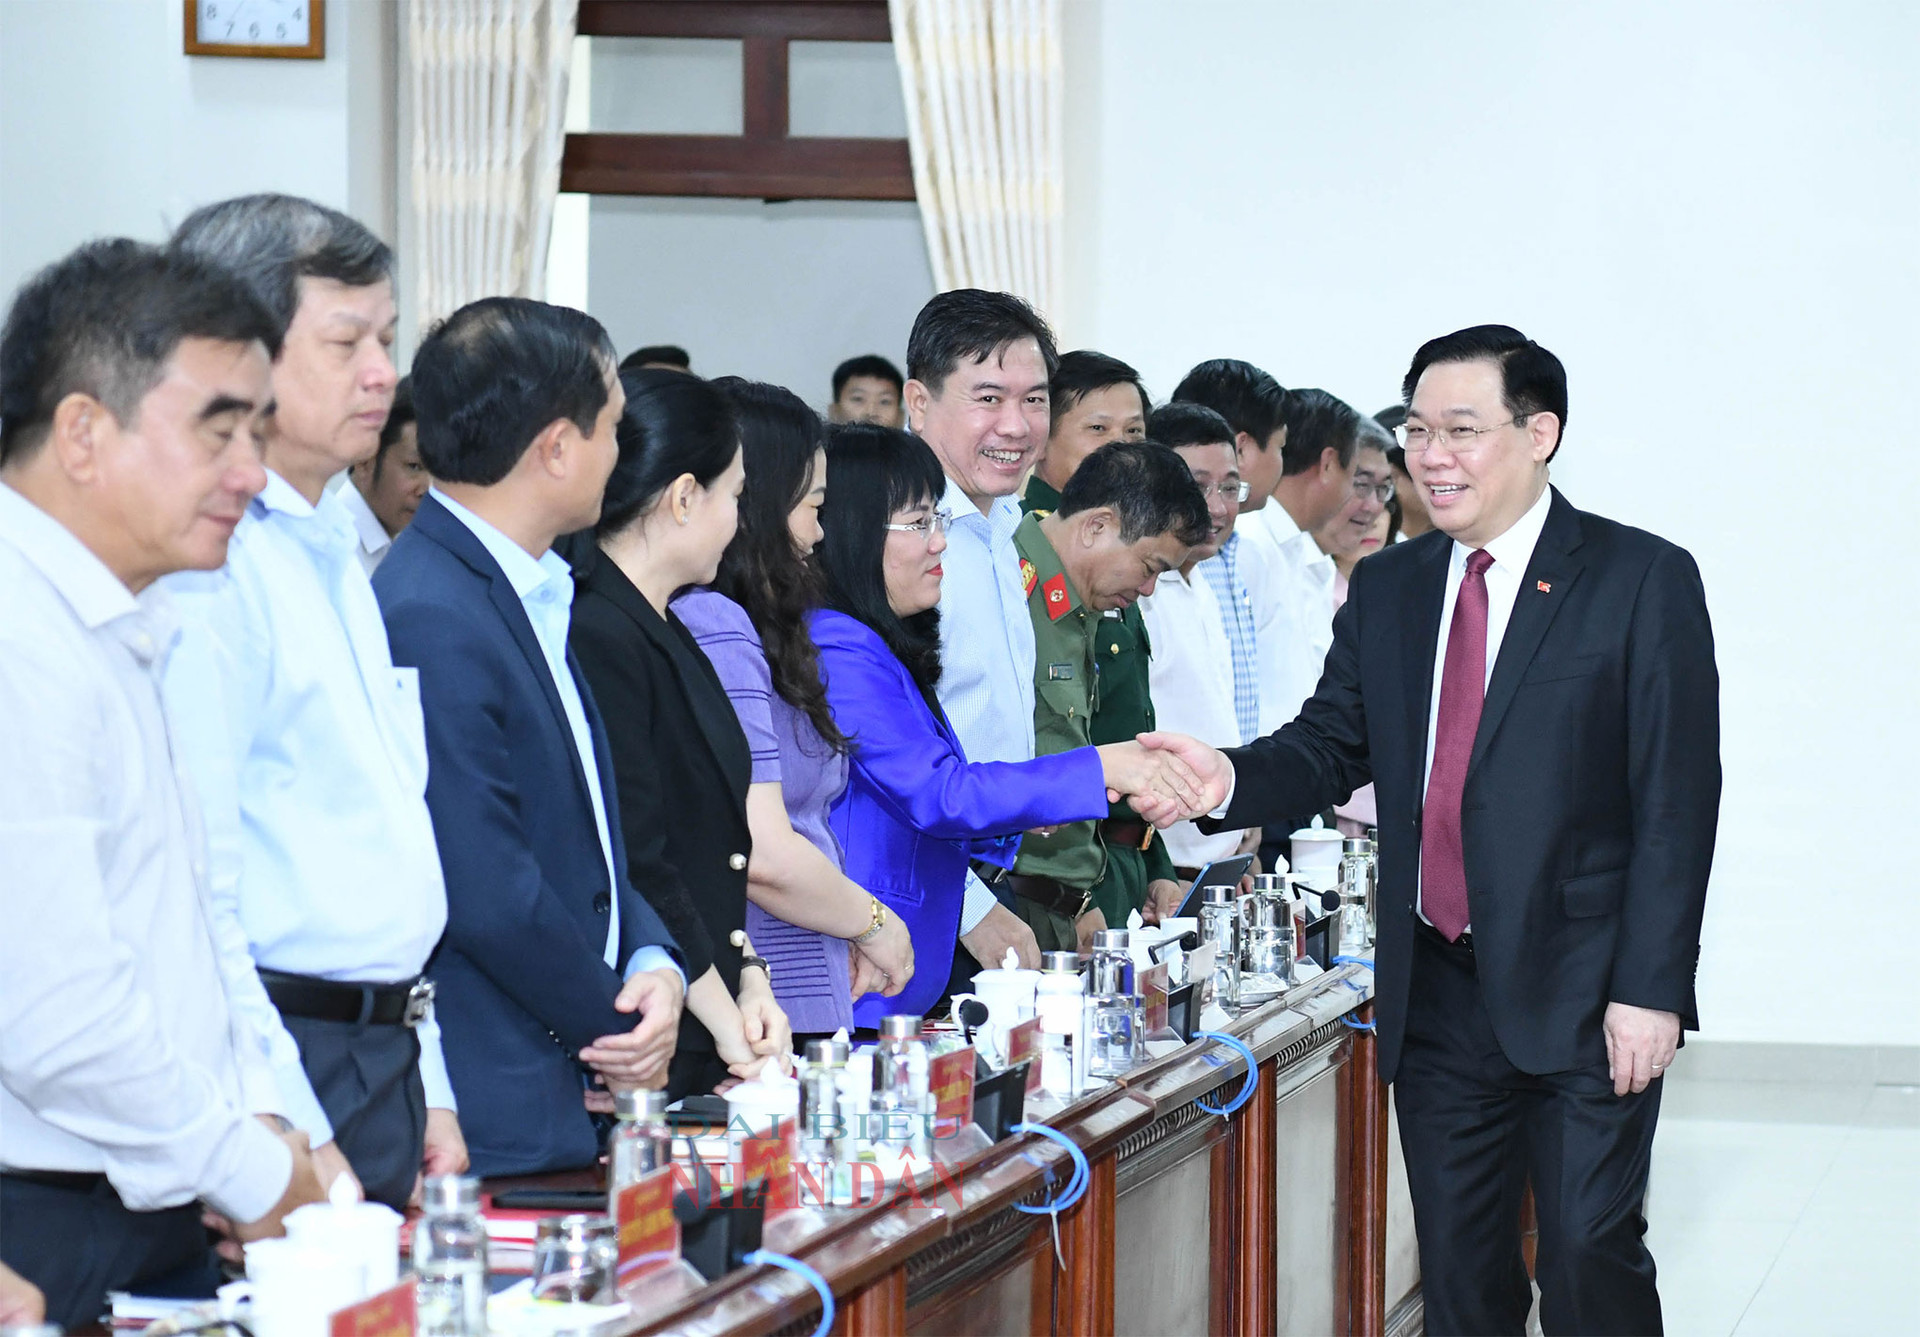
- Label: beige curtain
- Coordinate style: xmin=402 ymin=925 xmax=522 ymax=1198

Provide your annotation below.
xmin=890 ymin=0 xmax=1065 ymax=320
xmin=406 ymin=0 xmax=577 ymax=333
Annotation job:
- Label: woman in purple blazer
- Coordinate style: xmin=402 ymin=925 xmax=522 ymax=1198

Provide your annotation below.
xmin=673 ymin=380 xmax=916 ymax=1040
xmin=813 ymin=424 xmax=1171 ymax=1022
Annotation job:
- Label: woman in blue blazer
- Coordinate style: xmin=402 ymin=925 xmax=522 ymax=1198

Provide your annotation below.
xmin=813 ymin=425 xmax=1171 ymax=1022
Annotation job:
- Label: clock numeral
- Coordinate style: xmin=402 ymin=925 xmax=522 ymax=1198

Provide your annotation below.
xmin=207 ymin=3 xmax=218 ymax=17
xmin=249 ymin=21 xmax=259 ymax=38
xmin=276 ymin=23 xmax=286 ymax=38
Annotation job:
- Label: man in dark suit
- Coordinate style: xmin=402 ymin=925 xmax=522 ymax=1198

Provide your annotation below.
xmin=1137 ymin=326 xmax=1719 ymax=1335
xmin=374 ymin=298 xmax=685 ymax=1177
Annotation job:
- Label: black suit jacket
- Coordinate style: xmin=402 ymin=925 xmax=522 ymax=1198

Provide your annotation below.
xmin=568 ymin=550 xmax=754 ymax=1057
xmin=1221 ymin=488 xmax=1720 ymax=1079
xmin=373 ymin=495 xmax=682 ymax=1176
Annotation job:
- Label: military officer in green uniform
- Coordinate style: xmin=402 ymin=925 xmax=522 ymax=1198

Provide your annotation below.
xmin=1008 ymin=439 xmax=1212 ymax=952
xmin=1024 ymin=352 xmax=1188 ymax=931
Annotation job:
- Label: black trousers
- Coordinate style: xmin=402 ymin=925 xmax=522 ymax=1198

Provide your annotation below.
xmin=0 ymin=1173 xmax=219 ymax=1330
xmin=282 ymin=1013 xmax=427 ymax=1210
xmin=1395 ymin=925 xmax=1663 ymax=1337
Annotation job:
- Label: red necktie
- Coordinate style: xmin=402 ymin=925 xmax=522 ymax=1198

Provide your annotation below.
xmin=1421 ymin=549 xmax=1494 ymax=941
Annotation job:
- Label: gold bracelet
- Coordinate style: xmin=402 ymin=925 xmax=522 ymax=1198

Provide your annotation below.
xmin=852 ymin=897 xmax=887 ymax=944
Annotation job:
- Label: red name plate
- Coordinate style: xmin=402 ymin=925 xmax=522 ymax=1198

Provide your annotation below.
xmin=928 ymin=1045 xmax=976 ymax=1140
xmin=739 ymin=1114 xmax=799 ymax=1216
xmin=1005 ymin=1017 xmax=1043 ymax=1096
xmin=1141 ymin=962 xmax=1171 ymax=1034
xmin=330 ymin=1278 xmax=417 ymax=1337
xmin=615 ymin=1164 xmax=681 ymax=1281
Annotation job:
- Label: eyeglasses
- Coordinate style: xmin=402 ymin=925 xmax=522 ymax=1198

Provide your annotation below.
xmin=884 ymin=509 xmax=952 ymax=538
xmin=1394 ymin=416 xmax=1530 ymax=456
xmin=1351 ymin=477 xmax=1396 ymax=504
xmin=1196 ymin=479 xmax=1252 ymax=504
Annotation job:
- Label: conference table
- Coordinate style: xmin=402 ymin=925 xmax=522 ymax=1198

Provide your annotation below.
xmin=495 ymin=960 xmax=1423 ymax=1337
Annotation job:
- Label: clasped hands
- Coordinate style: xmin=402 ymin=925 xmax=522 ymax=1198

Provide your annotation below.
xmin=580 ymin=966 xmax=686 ymax=1109
xmin=1097 ymin=732 xmax=1234 ymax=829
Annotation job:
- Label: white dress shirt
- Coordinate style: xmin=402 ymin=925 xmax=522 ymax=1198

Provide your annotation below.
xmin=933 ymin=475 xmax=1036 ymax=933
xmin=1238 ymin=500 xmax=1340 ymax=725
xmin=336 ymin=476 xmax=393 ymax=575
xmin=161 ymin=471 xmax=455 ymax=1142
xmin=0 ymin=483 xmax=292 ymax=1222
xmin=1138 ymin=566 xmax=1251 ymax=867
xmin=429 ymin=490 xmax=682 ymax=985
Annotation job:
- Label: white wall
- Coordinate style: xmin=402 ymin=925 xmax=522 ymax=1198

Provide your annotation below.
xmin=1063 ymin=0 xmax=1920 ymax=1047
xmin=0 ymin=0 xmax=393 ymax=303
xmin=587 ymin=196 xmax=933 ymax=405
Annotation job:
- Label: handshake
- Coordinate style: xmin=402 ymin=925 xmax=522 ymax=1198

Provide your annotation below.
xmin=1095 ymin=732 xmax=1234 ymax=829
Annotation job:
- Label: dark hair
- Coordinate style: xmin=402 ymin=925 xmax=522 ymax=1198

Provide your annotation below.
xmin=169 ymin=194 xmax=392 ymax=343
xmin=707 ymin=377 xmax=847 ymax=753
xmin=1 ymin=239 xmax=279 ymax=465
xmin=1375 ymin=404 xmax=1410 ymax=473
xmin=620 ymin=344 xmax=691 ymax=372
xmin=411 ymin=297 xmax=617 ymax=486
xmin=1401 ymin=324 xmax=1567 ymax=462
xmin=1170 ymin=358 xmax=1287 ymax=451
xmin=597 ymin=367 xmax=739 ymax=537
xmin=368 ymin=375 xmax=416 ymax=480
xmin=1384 ymin=494 xmax=1404 ymax=545
xmin=1146 ymin=400 xmax=1235 ymax=452
xmin=1055 ymin=439 xmax=1211 ymax=548
xmin=905 ymin=289 xmax=1058 ymax=396
xmin=1278 ymin=387 xmax=1361 ymax=475
xmin=831 ymin=354 xmax=904 ymax=399
xmin=816 ymin=422 xmax=947 ymax=698
xmin=1048 ymin=350 xmax=1148 ymax=429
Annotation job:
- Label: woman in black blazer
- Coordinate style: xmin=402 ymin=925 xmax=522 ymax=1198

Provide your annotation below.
xmin=570 ymin=368 xmax=791 ymax=1099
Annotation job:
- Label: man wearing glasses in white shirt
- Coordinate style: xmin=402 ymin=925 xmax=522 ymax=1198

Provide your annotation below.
xmin=162 ymin=195 xmax=468 ymax=1210
xmin=0 ymin=240 xmax=324 ymax=1328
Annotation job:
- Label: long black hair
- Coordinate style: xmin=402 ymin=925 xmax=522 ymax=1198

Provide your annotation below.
xmin=816 ymin=423 xmax=947 ymax=699
xmin=596 ymin=366 xmax=739 ymax=538
xmin=708 ymin=377 xmax=846 ymax=753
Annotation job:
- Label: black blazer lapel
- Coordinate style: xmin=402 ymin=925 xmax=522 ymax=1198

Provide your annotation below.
xmin=1468 ymin=489 xmax=1587 ymax=777
xmin=413 ymin=496 xmax=600 ymax=813
xmin=583 ymin=564 xmax=752 ymax=817
xmin=1400 ymin=532 xmax=1453 ymax=797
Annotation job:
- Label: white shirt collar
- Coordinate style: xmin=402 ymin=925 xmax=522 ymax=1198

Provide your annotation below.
xmin=334 ymin=477 xmax=392 ymax=558
xmin=1459 ymin=482 xmax=1554 ymax=575
xmin=0 ymin=481 xmax=143 ymax=631
xmin=254 ymin=468 xmax=318 ymax=519
xmin=428 ymin=486 xmax=571 ymax=601
xmin=940 ymin=472 xmax=1022 ymax=537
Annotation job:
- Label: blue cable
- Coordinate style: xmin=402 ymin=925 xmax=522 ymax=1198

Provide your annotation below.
xmin=1193 ymin=1031 xmax=1259 ymax=1116
xmin=1010 ymin=1120 xmax=1090 ymax=1215
xmin=1331 ymin=954 xmax=1373 ymax=968
xmin=743 ymin=1249 xmax=835 ymax=1337
xmin=1341 ymin=1015 xmax=1376 ymax=1033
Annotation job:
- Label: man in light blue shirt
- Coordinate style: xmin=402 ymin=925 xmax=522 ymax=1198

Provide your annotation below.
xmin=901 ymin=289 xmax=1062 ymax=977
xmin=375 ymin=296 xmax=685 ymax=1177
xmin=163 ymin=197 xmax=465 ymax=1209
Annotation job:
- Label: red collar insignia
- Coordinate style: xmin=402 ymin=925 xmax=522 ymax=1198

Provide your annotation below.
xmin=1043 ymin=573 xmax=1072 ymax=621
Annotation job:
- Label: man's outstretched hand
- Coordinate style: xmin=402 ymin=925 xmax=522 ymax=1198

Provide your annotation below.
xmin=1126 ymin=732 xmax=1233 ymax=827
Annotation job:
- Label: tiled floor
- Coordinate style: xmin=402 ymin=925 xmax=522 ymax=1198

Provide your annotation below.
xmin=1646 ymin=1073 xmax=1920 ymax=1335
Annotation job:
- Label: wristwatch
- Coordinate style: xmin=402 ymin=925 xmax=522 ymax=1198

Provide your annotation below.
xmin=852 ymin=896 xmax=888 ymax=944
xmin=740 ymin=954 xmax=771 ymax=983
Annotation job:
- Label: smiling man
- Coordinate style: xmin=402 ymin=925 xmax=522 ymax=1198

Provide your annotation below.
xmin=1138 ymin=325 xmax=1720 ymax=1336
xmin=902 ymin=289 xmax=1060 ymax=980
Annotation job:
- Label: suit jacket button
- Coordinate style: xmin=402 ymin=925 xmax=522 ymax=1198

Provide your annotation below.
xmin=593 ymin=892 xmax=611 ymax=913
xmin=728 ymin=853 xmax=748 ymax=871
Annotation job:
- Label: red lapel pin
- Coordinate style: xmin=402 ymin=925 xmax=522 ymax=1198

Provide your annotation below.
xmin=1537 ymin=580 xmax=1552 ymax=593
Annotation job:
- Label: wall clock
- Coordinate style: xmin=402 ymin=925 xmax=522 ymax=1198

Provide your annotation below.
xmin=184 ymin=0 xmax=325 ymax=60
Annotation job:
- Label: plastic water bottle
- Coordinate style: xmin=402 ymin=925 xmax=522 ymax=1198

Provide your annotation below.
xmin=414 ymin=1174 xmax=487 ymax=1336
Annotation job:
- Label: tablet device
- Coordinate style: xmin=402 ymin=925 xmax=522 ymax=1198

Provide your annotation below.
xmin=1174 ymin=853 xmax=1255 ymax=918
